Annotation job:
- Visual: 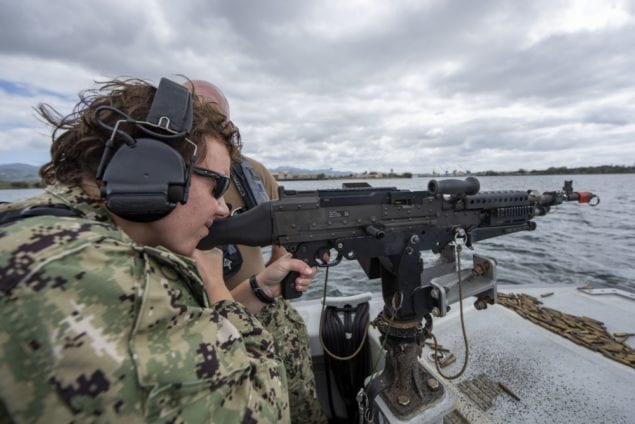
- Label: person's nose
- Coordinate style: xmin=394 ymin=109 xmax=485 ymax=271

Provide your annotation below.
xmin=216 ymin=196 xmax=230 ymax=218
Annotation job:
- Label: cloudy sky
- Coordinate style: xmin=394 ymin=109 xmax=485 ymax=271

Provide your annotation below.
xmin=1 ymin=0 xmax=634 ymax=174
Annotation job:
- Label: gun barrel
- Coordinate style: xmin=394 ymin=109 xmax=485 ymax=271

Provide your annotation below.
xmin=428 ymin=177 xmax=480 ymax=196
xmin=198 ymin=202 xmax=275 ymax=250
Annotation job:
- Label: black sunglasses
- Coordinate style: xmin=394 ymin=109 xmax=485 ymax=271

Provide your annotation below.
xmin=192 ymin=166 xmax=230 ymax=199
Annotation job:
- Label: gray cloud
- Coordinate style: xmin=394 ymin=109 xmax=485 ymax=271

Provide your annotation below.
xmin=437 ymin=28 xmax=635 ymax=104
xmin=1 ymin=0 xmax=634 ymax=173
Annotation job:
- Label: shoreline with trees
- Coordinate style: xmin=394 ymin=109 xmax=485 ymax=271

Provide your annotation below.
xmin=470 ymin=164 xmax=634 ymax=177
xmin=1 ymin=165 xmax=633 ymax=188
xmin=0 ymin=181 xmax=42 ymax=190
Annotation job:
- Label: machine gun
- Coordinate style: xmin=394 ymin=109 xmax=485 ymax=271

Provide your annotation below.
xmin=198 ymin=177 xmax=598 ymax=419
xmin=199 ymin=177 xmax=598 ymax=312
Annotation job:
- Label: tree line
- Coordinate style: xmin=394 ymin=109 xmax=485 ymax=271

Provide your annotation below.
xmin=475 ymin=165 xmax=634 ymax=176
xmin=0 ymin=181 xmax=43 ymax=189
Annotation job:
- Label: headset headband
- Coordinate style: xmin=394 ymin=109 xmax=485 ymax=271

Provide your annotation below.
xmin=147 ymin=78 xmax=193 ymax=134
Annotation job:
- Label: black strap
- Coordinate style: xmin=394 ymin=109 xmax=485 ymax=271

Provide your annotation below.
xmin=0 ymin=204 xmax=82 ymax=226
xmin=363 ymin=371 xmax=391 ymax=422
xmin=230 ymin=162 xmax=251 ymax=208
xmin=249 ymin=275 xmax=275 ymax=304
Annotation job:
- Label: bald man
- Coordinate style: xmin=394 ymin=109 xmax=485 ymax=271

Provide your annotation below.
xmin=186 ymin=80 xmax=327 ymax=423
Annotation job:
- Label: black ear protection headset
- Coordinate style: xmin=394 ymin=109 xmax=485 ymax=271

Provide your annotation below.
xmin=95 ymin=78 xmax=196 ymax=222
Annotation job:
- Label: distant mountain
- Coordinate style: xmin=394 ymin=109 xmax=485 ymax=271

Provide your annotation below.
xmin=0 ymin=163 xmax=40 ymax=181
xmin=270 ymin=166 xmax=352 ymax=176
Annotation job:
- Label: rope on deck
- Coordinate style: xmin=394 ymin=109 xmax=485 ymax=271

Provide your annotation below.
xmin=497 ymin=292 xmax=635 ymax=369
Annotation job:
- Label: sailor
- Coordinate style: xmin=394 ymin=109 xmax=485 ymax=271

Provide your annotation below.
xmin=186 ymin=80 xmax=328 ymax=423
xmin=0 ymin=77 xmax=317 ymax=422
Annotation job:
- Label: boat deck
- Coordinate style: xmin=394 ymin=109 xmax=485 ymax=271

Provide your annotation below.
xmin=295 ymin=285 xmax=635 ymax=423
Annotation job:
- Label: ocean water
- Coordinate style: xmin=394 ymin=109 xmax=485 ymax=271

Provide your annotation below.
xmin=0 ymin=188 xmax=45 ymax=203
xmin=2 ymin=174 xmax=633 ymax=299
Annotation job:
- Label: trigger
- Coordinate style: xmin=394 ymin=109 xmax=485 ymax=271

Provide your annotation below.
xmin=316 ymin=247 xmax=330 ymax=266
xmin=316 ymin=247 xmax=342 ymax=267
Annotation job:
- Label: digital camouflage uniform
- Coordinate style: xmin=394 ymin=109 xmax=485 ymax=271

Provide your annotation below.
xmin=0 ymin=184 xmax=290 ymax=423
xmin=255 ymin=299 xmax=325 ymax=424
xmin=225 ymin=157 xmax=327 ymax=423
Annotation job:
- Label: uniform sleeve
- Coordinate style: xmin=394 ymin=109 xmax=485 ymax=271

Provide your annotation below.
xmin=0 ymin=234 xmax=147 ymax=422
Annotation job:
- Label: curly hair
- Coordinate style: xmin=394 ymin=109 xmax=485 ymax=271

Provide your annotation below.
xmin=38 ymin=78 xmax=239 ymax=186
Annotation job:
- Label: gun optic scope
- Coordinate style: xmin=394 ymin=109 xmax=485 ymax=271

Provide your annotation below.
xmin=428 ymin=177 xmax=480 ymax=196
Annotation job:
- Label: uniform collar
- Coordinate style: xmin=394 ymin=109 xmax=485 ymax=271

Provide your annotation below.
xmin=44 ymin=183 xmax=113 ymax=224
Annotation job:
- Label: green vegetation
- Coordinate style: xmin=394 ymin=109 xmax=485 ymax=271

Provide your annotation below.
xmin=474 ymin=165 xmax=634 ymax=177
xmin=276 ymin=171 xmax=413 ymax=181
xmin=0 ymin=181 xmax=42 ymax=190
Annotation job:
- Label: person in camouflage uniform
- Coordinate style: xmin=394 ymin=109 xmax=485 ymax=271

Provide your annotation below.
xmin=186 ymin=80 xmax=327 ymax=423
xmin=0 ymin=78 xmax=317 ymax=422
